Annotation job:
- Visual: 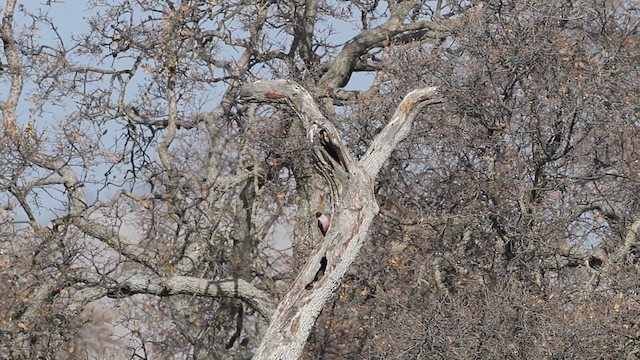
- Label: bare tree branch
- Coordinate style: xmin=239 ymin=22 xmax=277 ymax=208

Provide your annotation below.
xmin=360 ymin=87 xmax=443 ymax=178
xmin=0 ymin=0 xmax=22 ymax=135
xmin=84 ymin=273 xmax=275 ymax=320
xmin=319 ymin=0 xmax=440 ymax=89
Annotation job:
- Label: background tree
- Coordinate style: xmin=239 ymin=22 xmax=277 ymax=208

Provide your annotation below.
xmin=1 ymin=0 xmax=639 ymax=359
xmin=304 ymin=0 xmax=640 ymax=358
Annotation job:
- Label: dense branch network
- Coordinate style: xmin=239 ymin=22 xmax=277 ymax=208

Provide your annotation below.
xmin=2 ymin=0 xmax=639 ymax=358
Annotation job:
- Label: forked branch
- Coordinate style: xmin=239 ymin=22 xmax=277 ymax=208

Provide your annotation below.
xmin=239 ymin=79 xmax=441 ymax=359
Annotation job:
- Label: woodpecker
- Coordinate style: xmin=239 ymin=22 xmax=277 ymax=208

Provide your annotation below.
xmin=315 ymin=212 xmax=330 ymax=237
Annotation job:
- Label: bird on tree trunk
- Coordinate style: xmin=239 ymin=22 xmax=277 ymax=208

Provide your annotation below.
xmin=315 ymin=212 xmax=330 ymax=237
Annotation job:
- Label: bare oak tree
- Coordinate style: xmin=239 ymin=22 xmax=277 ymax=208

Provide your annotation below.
xmin=1 ymin=0 xmax=442 ymax=358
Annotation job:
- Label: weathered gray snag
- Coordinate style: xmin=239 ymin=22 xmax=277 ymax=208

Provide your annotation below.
xmin=239 ymin=80 xmax=441 ymax=359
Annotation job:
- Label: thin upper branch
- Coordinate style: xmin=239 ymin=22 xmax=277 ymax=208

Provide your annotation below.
xmin=32 ymin=156 xmax=159 ymax=269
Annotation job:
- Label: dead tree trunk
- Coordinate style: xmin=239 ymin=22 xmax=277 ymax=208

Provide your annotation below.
xmin=239 ymin=80 xmax=441 ymax=359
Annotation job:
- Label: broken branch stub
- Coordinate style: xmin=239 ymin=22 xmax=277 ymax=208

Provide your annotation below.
xmin=239 ymin=80 xmax=354 ymax=199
